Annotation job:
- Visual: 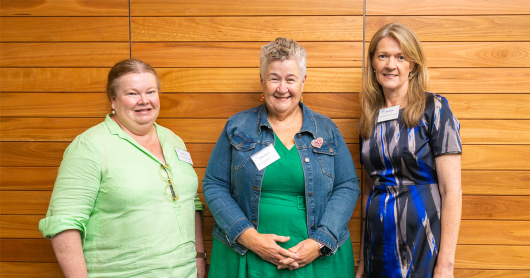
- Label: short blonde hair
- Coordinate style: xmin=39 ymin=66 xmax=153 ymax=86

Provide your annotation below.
xmin=259 ymin=37 xmax=307 ymax=78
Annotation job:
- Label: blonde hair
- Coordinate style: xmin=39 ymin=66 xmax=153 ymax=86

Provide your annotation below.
xmin=259 ymin=37 xmax=307 ymax=78
xmin=359 ymin=23 xmax=430 ymax=139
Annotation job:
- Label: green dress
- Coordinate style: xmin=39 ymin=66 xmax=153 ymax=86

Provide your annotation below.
xmin=209 ymin=134 xmax=355 ymax=278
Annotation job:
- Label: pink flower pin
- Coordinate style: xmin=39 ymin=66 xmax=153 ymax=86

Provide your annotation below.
xmin=311 ymin=137 xmax=323 ymax=148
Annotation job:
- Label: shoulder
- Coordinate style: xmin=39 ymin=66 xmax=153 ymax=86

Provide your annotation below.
xmin=308 ymin=108 xmax=342 ymax=136
xmin=224 ymin=105 xmax=262 ymax=137
xmin=424 ymin=92 xmax=451 ymax=111
xmin=156 ymin=124 xmax=187 ymax=149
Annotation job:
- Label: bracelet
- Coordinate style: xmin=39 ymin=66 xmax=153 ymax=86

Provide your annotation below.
xmin=357 ymin=258 xmax=364 ymax=264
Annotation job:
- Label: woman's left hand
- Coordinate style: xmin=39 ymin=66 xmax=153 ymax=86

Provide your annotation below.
xmin=278 ymin=239 xmax=320 ymax=270
xmin=196 ymin=258 xmax=206 ymax=278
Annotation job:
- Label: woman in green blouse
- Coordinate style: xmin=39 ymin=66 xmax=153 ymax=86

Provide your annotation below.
xmin=39 ymin=59 xmax=206 ymax=277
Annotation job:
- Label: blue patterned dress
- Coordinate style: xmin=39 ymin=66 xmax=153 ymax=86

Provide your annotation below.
xmin=360 ymin=92 xmax=462 ymax=278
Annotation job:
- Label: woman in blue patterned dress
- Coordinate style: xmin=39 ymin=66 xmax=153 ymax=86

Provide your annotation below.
xmin=355 ymin=23 xmax=462 ymax=278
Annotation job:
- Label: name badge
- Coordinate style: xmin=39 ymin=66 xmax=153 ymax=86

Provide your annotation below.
xmin=175 ymin=148 xmax=193 ymax=165
xmin=251 ymin=144 xmax=280 ymax=171
xmin=377 ymin=105 xmax=400 ymax=123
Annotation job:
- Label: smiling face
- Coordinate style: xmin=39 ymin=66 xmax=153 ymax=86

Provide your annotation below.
xmin=372 ymin=36 xmax=415 ymax=95
xmin=260 ymin=59 xmax=306 ymax=117
xmin=111 ymin=72 xmax=160 ymax=134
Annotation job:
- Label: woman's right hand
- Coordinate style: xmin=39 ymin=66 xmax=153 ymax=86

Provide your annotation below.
xmin=237 ymin=228 xmax=298 ymax=267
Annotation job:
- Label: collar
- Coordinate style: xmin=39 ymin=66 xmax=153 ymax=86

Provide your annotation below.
xmin=104 ymin=114 xmax=162 ymax=139
xmin=256 ymin=102 xmax=317 ymax=138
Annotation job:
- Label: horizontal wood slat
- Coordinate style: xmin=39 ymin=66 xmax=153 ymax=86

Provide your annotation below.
xmin=0 ymin=93 xmax=361 ymax=119
xmin=365 ymin=16 xmax=530 ymax=42
xmin=0 ymin=262 xmax=64 ymax=278
xmin=446 ymin=94 xmax=530 ymax=120
xmin=429 ymin=68 xmax=530 ymax=94
xmin=132 ymin=42 xmax=363 ymax=68
xmin=0 ymin=117 xmax=360 ymax=144
xmin=0 ymin=43 xmax=130 ymax=67
xmin=366 ymin=0 xmax=530 ymax=15
xmin=2 ymin=167 xmax=525 ymax=196
xmin=2 ymin=117 xmax=528 ymax=145
xmin=130 ymin=0 xmax=363 ymax=16
xmin=453 ymin=270 xmax=530 ymax=278
xmin=423 ymin=42 xmax=530 ymax=68
xmin=3 ymin=142 xmax=529 ymax=170
xmin=455 ymin=245 xmax=530 ymax=270
xmin=0 ymin=17 xmax=130 ymax=42
xmin=458 ymin=220 xmax=530 ymax=245
xmin=131 ymin=16 xmax=363 ymax=42
xmin=0 ymin=68 xmax=362 ymax=93
xmin=2 ymin=190 xmax=524 ymax=220
xmin=460 ymin=120 xmax=530 ymax=145
xmin=461 ymin=171 xmax=530 ymax=196
xmin=0 ymin=0 xmax=129 ymax=16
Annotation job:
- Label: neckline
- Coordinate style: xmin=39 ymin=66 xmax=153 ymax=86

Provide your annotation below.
xmin=274 ymin=133 xmax=296 ymax=151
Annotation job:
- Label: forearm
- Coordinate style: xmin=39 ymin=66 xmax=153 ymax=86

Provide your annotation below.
xmin=437 ymin=189 xmax=462 ymax=268
xmin=51 ymin=229 xmax=88 ymax=278
xmin=195 ymin=211 xmax=205 ymax=253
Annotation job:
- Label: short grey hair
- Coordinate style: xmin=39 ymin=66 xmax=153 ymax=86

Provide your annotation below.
xmin=259 ymin=37 xmax=307 ymax=78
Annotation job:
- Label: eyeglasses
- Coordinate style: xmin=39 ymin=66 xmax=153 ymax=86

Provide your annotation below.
xmin=160 ymin=164 xmax=178 ymax=201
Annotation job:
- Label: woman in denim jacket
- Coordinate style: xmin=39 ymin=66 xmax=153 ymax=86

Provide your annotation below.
xmin=204 ymin=37 xmax=360 ymax=277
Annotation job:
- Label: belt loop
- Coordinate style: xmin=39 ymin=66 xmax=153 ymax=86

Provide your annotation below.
xmin=297 ymin=196 xmax=306 ymax=210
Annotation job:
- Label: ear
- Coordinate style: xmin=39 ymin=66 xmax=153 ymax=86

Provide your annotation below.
xmin=110 ymin=96 xmax=116 ymax=110
xmin=301 ymin=75 xmax=307 ymax=87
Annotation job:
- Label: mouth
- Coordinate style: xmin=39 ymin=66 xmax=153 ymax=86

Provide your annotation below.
xmin=383 ymin=73 xmax=398 ymax=78
xmin=134 ymin=108 xmax=153 ymax=113
xmin=273 ymin=94 xmax=291 ymax=101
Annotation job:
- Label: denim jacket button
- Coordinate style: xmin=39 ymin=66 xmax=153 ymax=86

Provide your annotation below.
xmin=311 ymin=224 xmax=315 ymax=229
xmin=329 ymin=147 xmax=334 ymax=152
xmin=305 ymin=158 xmax=310 ymax=163
xmin=308 ymin=192 xmax=313 ymax=197
xmin=297 ymin=134 xmax=302 ymax=138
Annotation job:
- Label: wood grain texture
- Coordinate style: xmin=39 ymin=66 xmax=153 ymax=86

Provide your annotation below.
xmin=429 ymin=68 xmax=530 ymax=94
xmin=155 ymin=68 xmax=362 ymax=93
xmin=0 ymin=262 xmax=64 ymax=278
xmin=462 ymin=196 xmax=530 ymax=221
xmin=366 ymin=0 xmax=530 ymax=15
xmin=423 ymin=42 xmax=530 ymax=68
xmin=0 ymin=68 xmax=361 ymax=93
xmin=130 ymin=0 xmax=363 ymax=16
xmin=461 ymin=170 xmax=530 ymax=196
xmin=0 ymin=0 xmax=128 ymax=16
xmin=453 ymin=270 xmax=530 ymax=278
xmin=131 ymin=16 xmax=363 ymax=42
xmin=462 ymin=145 xmax=530 ymax=171
xmin=455 ymin=245 xmax=530 ymax=270
xmin=0 ymin=43 xmax=130 ymax=67
xmin=365 ymin=16 xmax=530 ymax=42
xmin=0 ymin=215 xmax=44 ymax=238
xmin=0 ymin=17 xmax=129 ymax=42
xmin=0 ymin=117 xmax=359 ymax=144
xmin=458 ymin=220 xmax=530 ymax=245
xmin=132 ymin=42 xmax=363 ymax=68
xmin=0 ymin=93 xmax=361 ymax=119
xmin=460 ymin=120 xmax=530 ymax=145
xmin=446 ymin=94 xmax=530 ymax=120
xmin=0 ymin=167 xmax=59 ymax=191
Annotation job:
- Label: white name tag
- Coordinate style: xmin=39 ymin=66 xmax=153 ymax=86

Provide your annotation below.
xmin=377 ymin=105 xmax=400 ymax=122
xmin=251 ymin=144 xmax=280 ymax=171
xmin=175 ymin=148 xmax=193 ymax=165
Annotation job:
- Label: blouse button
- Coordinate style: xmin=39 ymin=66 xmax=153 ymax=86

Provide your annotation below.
xmin=305 ymin=158 xmax=310 ymax=163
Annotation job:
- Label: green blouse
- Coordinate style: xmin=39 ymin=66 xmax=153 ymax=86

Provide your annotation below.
xmin=39 ymin=115 xmax=203 ymax=277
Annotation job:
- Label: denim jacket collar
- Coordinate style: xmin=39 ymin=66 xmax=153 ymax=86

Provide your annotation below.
xmin=257 ymin=102 xmax=317 ymax=138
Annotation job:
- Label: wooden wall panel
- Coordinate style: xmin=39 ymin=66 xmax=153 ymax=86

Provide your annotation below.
xmin=0 ymin=262 xmax=64 ymax=278
xmin=365 ymin=16 xmax=530 ymax=42
xmin=455 ymin=245 xmax=530 ymax=270
xmin=445 ymin=94 xmax=530 ymax=119
xmin=0 ymin=17 xmax=130 ymax=42
xmin=132 ymin=42 xmax=364 ymax=68
xmin=366 ymin=0 xmax=530 ymax=15
xmin=0 ymin=0 xmax=129 ymax=16
xmin=131 ymin=16 xmax=363 ymax=42
xmin=0 ymin=43 xmax=130 ymax=67
xmin=130 ymin=0 xmax=363 ymax=16
xmin=453 ymin=270 xmax=530 ymax=278
xmin=0 ymin=167 xmax=59 ymax=191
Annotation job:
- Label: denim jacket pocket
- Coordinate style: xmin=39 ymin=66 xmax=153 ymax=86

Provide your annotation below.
xmin=230 ymin=131 xmax=257 ymax=170
xmin=312 ymin=142 xmax=337 ymax=178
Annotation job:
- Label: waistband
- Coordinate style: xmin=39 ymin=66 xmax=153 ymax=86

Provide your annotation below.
xmin=260 ymin=192 xmax=306 ymax=210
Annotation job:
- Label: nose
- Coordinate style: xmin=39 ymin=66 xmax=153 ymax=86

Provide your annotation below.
xmin=386 ymin=57 xmax=396 ymax=69
xmin=138 ymin=93 xmax=149 ymax=104
xmin=276 ymin=80 xmax=289 ymax=93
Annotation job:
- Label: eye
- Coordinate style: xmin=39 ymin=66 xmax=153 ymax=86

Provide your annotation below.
xmin=147 ymin=90 xmax=156 ymax=94
xmin=398 ymin=56 xmax=406 ymax=61
xmin=378 ymin=55 xmax=387 ymax=59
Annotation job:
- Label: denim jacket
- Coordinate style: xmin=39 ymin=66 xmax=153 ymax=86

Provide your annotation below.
xmin=203 ymin=103 xmax=360 ymax=255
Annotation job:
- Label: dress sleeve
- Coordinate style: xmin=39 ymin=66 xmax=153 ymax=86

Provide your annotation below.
xmin=39 ymin=136 xmax=101 ymax=239
xmin=194 ymin=193 xmax=205 ymax=218
xmin=430 ymin=96 xmax=462 ymax=157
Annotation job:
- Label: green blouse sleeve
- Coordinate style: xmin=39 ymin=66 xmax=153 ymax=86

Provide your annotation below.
xmin=39 ymin=136 xmax=101 ymax=239
xmin=195 ymin=193 xmax=205 ymax=218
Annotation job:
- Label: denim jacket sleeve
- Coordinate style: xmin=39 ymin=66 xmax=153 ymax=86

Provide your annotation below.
xmin=310 ymin=129 xmax=360 ymax=253
xmin=203 ymin=122 xmax=254 ymax=246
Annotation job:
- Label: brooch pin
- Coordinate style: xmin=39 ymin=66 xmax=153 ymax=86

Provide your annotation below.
xmin=311 ymin=137 xmax=323 ymax=148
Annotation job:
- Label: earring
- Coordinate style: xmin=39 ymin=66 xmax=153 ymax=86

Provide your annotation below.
xmin=409 ymin=72 xmax=412 ymax=77
xmin=112 ymin=109 xmax=115 ymax=114
xmin=373 ymin=69 xmax=376 ymax=73
xmin=260 ymin=93 xmax=265 ymax=102
xmin=300 ymin=94 xmax=304 ymax=103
